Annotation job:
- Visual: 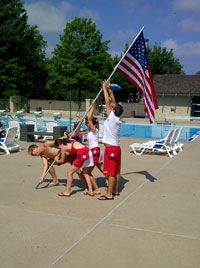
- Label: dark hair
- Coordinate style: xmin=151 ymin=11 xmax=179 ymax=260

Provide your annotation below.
xmin=85 ymin=117 xmax=99 ymax=126
xmin=54 ymin=138 xmax=70 ymax=147
xmin=27 ymin=144 xmax=38 ymax=153
xmin=92 ymin=117 xmax=99 ymax=125
xmin=73 ymin=122 xmax=79 ymax=130
xmin=113 ymin=104 xmax=124 ymax=117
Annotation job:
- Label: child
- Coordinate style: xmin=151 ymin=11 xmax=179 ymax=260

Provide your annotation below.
xmin=69 ymin=121 xmax=84 ymax=143
xmin=79 ymin=100 xmax=103 ymax=195
xmin=27 ymin=140 xmax=86 ymax=188
xmin=54 ymin=138 xmax=94 ymax=197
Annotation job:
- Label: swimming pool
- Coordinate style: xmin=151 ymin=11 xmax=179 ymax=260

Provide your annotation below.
xmin=120 ymin=122 xmax=200 ymax=141
xmin=0 ymin=115 xmax=72 ymax=132
xmin=1 ymin=115 xmax=200 ymax=141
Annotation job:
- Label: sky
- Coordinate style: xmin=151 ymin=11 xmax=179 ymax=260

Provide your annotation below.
xmin=23 ymin=0 xmax=200 ymax=75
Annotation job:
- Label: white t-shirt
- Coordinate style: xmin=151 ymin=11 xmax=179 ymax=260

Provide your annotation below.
xmin=103 ymin=111 xmax=122 ymax=146
xmin=87 ymin=128 xmax=99 ymax=149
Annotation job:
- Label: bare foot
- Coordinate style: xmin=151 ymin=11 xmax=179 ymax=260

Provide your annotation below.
xmin=48 ymin=182 xmax=59 ymax=187
xmin=58 ymin=192 xmax=70 ymax=197
xmin=83 ymin=189 xmax=89 ymax=195
xmin=83 ymin=189 xmax=94 ymax=196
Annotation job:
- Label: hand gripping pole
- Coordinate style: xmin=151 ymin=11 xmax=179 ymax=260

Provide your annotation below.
xmin=35 ymin=151 xmax=61 ymax=189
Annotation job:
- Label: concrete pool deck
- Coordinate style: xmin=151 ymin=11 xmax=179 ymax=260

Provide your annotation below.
xmin=0 ymin=136 xmax=200 ymax=268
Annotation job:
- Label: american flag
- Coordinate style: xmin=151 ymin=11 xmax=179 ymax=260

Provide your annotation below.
xmin=116 ymin=31 xmax=158 ymax=123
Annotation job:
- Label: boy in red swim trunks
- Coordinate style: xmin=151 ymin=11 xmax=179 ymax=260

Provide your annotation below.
xmin=98 ymin=80 xmax=124 ymax=200
xmin=27 ymin=140 xmax=86 ymax=188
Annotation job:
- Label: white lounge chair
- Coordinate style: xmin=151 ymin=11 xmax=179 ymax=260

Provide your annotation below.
xmin=53 ymin=112 xmax=62 ymax=119
xmin=16 ymin=110 xmax=24 ymax=117
xmin=173 ymin=128 xmax=184 ymax=151
xmin=34 ymin=111 xmax=43 ymax=117
xmin=7 ymin=119 xmax=20 ymax=138
xmin=130 ymin=129 xmax=176 ymax=158
xmin=43 ymin=121 xmax=58 ymax=139
xmin=0 ymin=127 xmax=21 ymax=154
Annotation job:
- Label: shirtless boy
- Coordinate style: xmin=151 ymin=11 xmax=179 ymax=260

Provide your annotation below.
xmin=27 ymin=140 xmax=86 ymax=187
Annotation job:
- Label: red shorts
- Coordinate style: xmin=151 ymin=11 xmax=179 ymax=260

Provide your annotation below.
xmin=73 ymin=147 xmax=90 ymax=168
xmin=103 ymin=146 xmax=121 ymax=176
xmin=91 ymin=147 xmax=102 ymax=164
xmin=56 ymin=154 xmax=77 ymax=166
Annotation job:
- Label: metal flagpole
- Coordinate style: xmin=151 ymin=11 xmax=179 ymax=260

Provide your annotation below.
xmin=70 ymin=26 xmax=145 ymax=136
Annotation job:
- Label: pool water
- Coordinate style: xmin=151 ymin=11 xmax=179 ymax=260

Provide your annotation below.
xmin=0 ymin=116 xmax=72 ymax=131
xmin=1 ymin=115 xmax=200 ymax=141
xmin=120 ymin=122 xmax=200 ymax=141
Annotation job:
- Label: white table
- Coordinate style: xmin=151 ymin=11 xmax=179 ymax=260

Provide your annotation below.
xmin=53 ymin=112 xmax=62 ymax=119
xmin=34 ymin=111 xmax=43 ymax=117
xmin=16 ymin=110 xmax=24 ymax=116
xmin=0 ymin=110 xmax=6 ymax=115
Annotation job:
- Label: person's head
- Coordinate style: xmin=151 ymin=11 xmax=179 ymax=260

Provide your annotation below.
xmin=85 ymin=117 xmax=99 ymax=128
xmin=0 ymin=121 xmax=2 ymax=128
xmin=112 ymin=104 xmax=124 ymax=117
xmin=54 ymin=138 xmax=70 ymax=149
xmin=27 ymin=144 xmax=40 ymax=156
xmin=72 ymin=122 xmax=79 ymax=130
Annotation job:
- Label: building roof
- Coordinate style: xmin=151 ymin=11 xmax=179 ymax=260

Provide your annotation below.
xmin=153 ymin=75 xmax=200 ymax=95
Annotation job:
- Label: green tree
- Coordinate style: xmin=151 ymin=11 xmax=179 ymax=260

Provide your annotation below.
xmin=0 ymin=0 xmax=49 ymax=99
xmin=47 ymin=17 xmax=111 ymax=102
xmin=147 ymin=44 xmax=184 ymax=76
xmin=195 ymin=71 xmax=200 ymax=75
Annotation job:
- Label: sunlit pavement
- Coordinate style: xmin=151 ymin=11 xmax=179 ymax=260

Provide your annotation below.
xmin=0 ymin=136 xmax=200 ymax=268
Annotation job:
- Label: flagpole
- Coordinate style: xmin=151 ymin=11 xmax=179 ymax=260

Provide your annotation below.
xmin=71 ymin=26 xmax=145 ymax=136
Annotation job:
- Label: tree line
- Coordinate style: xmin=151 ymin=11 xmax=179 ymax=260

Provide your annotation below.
xmin=0 ymin=0 xmax=187 ymax=102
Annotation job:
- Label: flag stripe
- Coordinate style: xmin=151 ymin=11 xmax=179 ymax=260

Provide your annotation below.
xmin=116 ymin=31 xmax=158 ymax=123
xmin=117 ymin=58 xmax=155 ymax=116
xmin=125 ymin=53 xmax=156 ymax=111
xmin=120 ymin=55 xmax=155 ymax=112
xmin=123 ymin=56 xmax=144 ymax=86
xmin=120 ymin=53 xmax=156 ymax=114
xmin=117 ymin=65 xmax=155 ymax=123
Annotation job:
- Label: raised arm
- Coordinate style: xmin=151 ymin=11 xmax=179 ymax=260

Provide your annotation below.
xmin=107 ymin=81 xmax=117 ymax=108
xmin=87 ymin=100 xmax=97 ymax=133
xmin=67 ymin=120 xmax=83 ymax=138
xmin=102 ymin=79 xmax=112 ymax=116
